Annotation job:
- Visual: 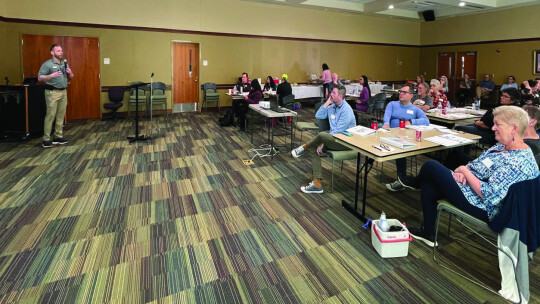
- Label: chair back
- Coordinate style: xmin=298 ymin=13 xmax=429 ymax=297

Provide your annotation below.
xmin=108 ymin=87 xmax=125 ymax=103
xmin=203 ymin=82 xmax=217 ymax=94
xmin=129 ymin=81 xmax=146 ymax=95
xmin=374 ymin=93 xmax=386 ymax=110
xmin=282 ymin=94 xmax=295 ymax=108
xmin=366 ymin=96 xmax=376 ymax=114
xmin=152 ymin=82 xmax=166 ymax=95
xmin=312 ymin=101 xmax=330 ymax=132
xmin=383 ymin=85 xmax=392 ymax=90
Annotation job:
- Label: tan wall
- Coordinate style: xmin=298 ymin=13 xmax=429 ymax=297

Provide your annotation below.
xmin=421 ymin=4 xmax=540 ymax=45
xmin=4 ymin=0 xmax=420 ymax=45
xmin=420 ymin=41 xmax=539 ymax=87
xmin=2 ymin=21 xmax=420 ymax=113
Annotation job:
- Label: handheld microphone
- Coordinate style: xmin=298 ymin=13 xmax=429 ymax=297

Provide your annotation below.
xmin=64 ymin=59 xmax=69 ymax=72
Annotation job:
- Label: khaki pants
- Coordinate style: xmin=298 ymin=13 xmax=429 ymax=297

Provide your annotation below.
xmin=476 ymin=87 xmax=490 ymax=99
xmin=306 ymin=132 xmax=350 ymax=180
xmin=43 ymin=89 xmax=67 ymax=141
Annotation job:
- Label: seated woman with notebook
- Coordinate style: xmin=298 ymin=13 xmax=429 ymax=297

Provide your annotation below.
xmin=398 ymin=106 xmax=539 ymax=247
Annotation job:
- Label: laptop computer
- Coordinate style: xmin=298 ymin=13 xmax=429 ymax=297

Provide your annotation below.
xmin=269 ymin=95 xmax=289 ymax=113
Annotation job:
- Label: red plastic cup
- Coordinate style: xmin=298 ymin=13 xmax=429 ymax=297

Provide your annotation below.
xmin=416 ymin=130 xmax=422 ymax=142
xmin=399 ymin=119 xmax=406 ymax=128
xmin=442 ymin=107 xmax=447 ymax=115
xmin=371 ymin=122 xmax=378 ymax=130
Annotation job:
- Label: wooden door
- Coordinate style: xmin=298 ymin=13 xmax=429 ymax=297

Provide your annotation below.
xmin=172 ymin=43 xmax=199 ymax=108
xmin=456 ymin=51 xmax=477 ymax=87
xmin=21 ymin=34 xmax=100 ymax=120
xmin=63 ymin=37 xmax=100 ymax=119
xmin=437 ymin=52 xmax=477 ymax=102
xmin=437 ymin=52 xmax=455 ymax=100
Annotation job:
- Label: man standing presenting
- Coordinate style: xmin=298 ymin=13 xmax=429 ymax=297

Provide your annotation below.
xmin=291 ymin=85 xmax=356 ymax=194
xmin=383 ymin=84 xmax=429 ymax=191
xmin=38 ymin=44 xmax=74 ymax=148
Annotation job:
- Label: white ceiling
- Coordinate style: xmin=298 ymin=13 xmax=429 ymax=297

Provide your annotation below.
xmin=242 ymin=0 xmax=540 ymax=20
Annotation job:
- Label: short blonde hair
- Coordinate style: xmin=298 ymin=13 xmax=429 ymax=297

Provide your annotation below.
xmin=430 ymin=79 xmax=440 ymax=88
xmin=492 ymin=106 xmax=529 ymax=136
xmin=523 ymin=105 xmax=540 ymax=130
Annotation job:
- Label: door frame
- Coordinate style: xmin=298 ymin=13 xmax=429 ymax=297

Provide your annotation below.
xmin=171 ymin=40 xmax=200 ymax=112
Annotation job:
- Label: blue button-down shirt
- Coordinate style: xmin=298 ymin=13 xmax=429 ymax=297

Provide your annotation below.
xmin=315 ymin=99 xmax=356 ymax=135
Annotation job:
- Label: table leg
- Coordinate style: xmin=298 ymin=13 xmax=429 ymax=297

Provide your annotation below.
xmin=342 ymin=154 xmax=373 ymax=223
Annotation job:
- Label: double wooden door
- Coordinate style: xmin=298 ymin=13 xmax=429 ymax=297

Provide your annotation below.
xmin=22 ymin=34 xmax=100 ymax=120
xmin=437 ymin=52 xmax=477 ymax=101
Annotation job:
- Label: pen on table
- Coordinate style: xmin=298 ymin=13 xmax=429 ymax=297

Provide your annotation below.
xmin=372 ymin=145 xmax=384 ymax=152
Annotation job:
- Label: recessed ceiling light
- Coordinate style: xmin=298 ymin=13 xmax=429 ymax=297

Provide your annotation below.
xmin=459 ymin=2 xmax=466 ymax=7
xmin=388 ymin=4 xmax=394 ymax=9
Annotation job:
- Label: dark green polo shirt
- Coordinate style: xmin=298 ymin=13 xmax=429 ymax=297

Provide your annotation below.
xmin=38 ymin=59 xmax=68 ymax=89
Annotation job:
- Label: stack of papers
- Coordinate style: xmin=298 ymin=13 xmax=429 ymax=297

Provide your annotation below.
xmin=425 ymin=134 xmax=474 ymax=147
xmin=406 ymin=124 xmax=447 ymax=131
xmin=380 ymin=137 xmax=417 ymax=149
xmin=347 ymin=125 xmax=376 ymax=136
xmin=445 ymin=113 xmax=475 ymax=119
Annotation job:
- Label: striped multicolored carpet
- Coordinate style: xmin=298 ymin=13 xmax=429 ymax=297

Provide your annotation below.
xmin=0 ymin=109 xmax=537 ymax=303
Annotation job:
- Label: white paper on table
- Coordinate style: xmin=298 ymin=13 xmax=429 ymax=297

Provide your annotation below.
xmin=438 ymin=128 xmax=459 ymax=135
xmin=445 ymin=113 xmax=475 ymax=119
xmin=425 ymin=134 xmax=474 ymax=146
xmin=347 ymin=125 xmax=376 ymax=136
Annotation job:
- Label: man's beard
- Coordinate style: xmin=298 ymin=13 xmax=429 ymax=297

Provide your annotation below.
xmin=54 ymin=54 xmax=63 ymax=61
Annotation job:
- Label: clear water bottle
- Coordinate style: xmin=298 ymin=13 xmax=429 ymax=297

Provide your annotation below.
xmin=378 ymin=211 xmax=389 ymax=232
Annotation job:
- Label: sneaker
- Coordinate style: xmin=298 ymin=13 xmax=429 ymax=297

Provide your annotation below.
xmin=301 ymin=182 xmax=323 ymax=194
xmin=52 ymin=138 xmax=68 ymax=145
xmin=385 ymin=180 xmax=404 ymax=192
xmin=291 ymin=145 xmax=305 ymax=158
xmin=42 ymin=141 xmax=52 ymax=148
xmin=409 ymin=227 xmax=437 ymax=248
xmin=398 ymin=175 xmax=420 ymax=191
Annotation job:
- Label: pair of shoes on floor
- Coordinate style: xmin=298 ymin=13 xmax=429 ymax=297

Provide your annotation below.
xmin=409 ymin=227 xmax=437 ymax=248
xmin=300 ymin=181 xmax=323 ymax=194
xmin=385 ymin=175 xmax=419 ymax=192
xmin=42 ymin=138 xmax=68 ymax=148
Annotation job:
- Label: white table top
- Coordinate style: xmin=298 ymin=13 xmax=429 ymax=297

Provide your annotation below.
xmin=249 ymin=104 xmax=297 ymax=118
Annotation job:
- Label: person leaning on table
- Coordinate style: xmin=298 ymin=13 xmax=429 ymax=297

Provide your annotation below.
xmin=382 ymin=84 xmax=430 ymax=192
xmin=291 ymin=85 xmax=355 ymax=194
xmin=398 ymin=106 xmax=539 ymax=247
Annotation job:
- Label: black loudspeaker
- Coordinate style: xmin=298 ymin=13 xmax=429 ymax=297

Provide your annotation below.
xmin=422 ymin=10 xmax=435 ymax=22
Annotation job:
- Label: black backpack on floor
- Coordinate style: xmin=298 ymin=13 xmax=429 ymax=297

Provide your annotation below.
xmin=218 ymin=110 xmax=235 ymax=127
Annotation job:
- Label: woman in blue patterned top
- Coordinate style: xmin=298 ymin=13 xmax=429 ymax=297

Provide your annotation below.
xmin=399 ymin=106 xmax=539 ymax=247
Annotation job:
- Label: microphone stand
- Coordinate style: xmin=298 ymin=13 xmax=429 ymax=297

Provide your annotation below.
xmin=147 ymin=73 xmax=156 ymax=140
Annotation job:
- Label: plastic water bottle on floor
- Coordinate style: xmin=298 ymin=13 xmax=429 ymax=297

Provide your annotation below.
xmin=378 ymin=211 xmax=389 ymax=232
